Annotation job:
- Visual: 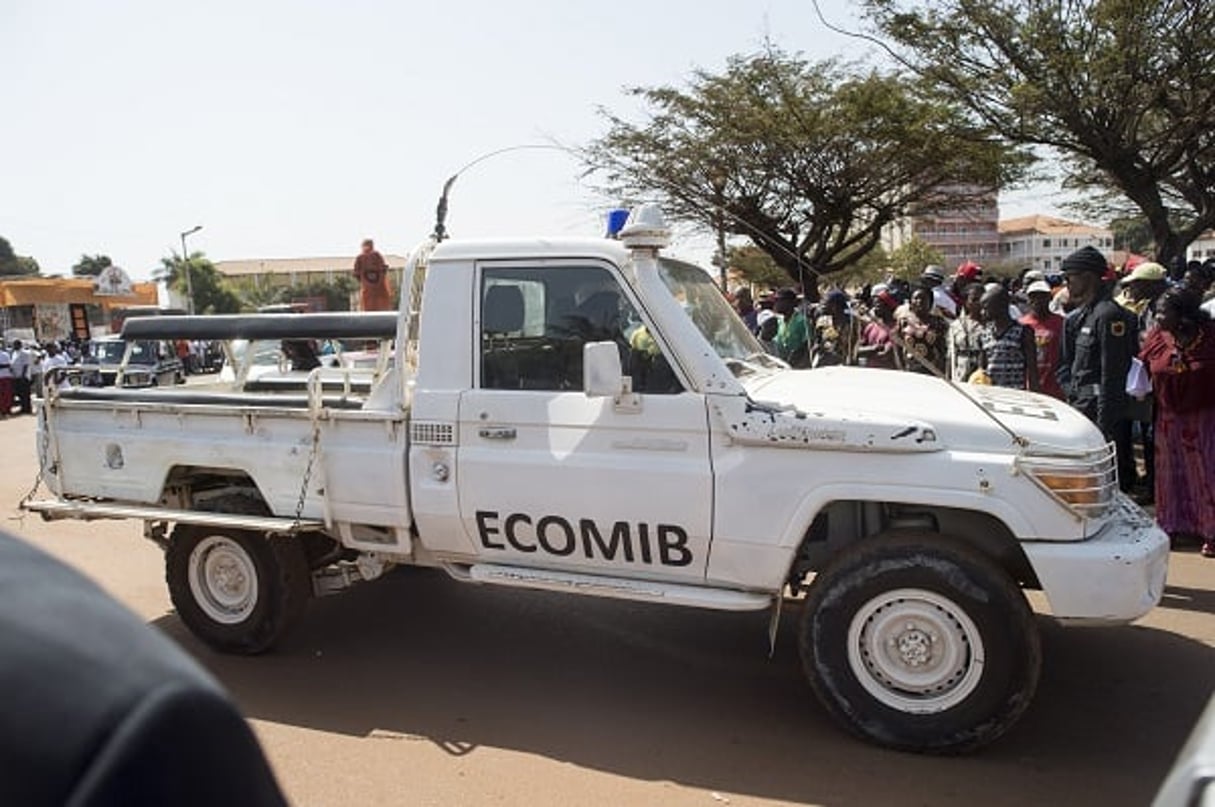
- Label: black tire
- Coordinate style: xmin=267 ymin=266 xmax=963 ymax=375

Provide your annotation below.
xmin=798 ymin=532 xmax=1041 ymax=754
xmin=166 ymin=526 xmax=311 ymax=655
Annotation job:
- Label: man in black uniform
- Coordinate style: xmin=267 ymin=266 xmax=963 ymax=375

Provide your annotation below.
xmin=1057 ymin=245 xmax=1139 ymax=490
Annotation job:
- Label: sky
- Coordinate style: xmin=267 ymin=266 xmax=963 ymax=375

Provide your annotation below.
xmin=1 ymin=0 xmax=1066 ymax=280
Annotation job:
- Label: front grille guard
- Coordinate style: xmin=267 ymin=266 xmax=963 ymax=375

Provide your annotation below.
xmin=1014 ymin=442 xmax=1119 ymax=519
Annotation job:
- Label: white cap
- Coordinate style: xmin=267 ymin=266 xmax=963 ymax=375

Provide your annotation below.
xmin=1026 ymin=280 xmax=1052 ymax=295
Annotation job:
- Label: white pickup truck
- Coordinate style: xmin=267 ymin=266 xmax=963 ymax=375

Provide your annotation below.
xmin=25 ymin=206 xmax=1169 ymax=754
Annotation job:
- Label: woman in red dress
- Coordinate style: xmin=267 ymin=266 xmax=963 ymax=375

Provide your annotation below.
xmin=1140 ymin=289 xmax=1215 ymax=557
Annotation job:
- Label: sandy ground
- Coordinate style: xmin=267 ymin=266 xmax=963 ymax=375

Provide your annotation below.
xmin=2 ymin=410 xmax=1213 ymax=807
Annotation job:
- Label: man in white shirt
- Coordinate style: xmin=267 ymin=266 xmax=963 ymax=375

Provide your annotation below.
xmin=0 ymin=343 xmax=11 ymax=417
xmin=42 ymin=343 xmax=72 ymax=392
xmin=9 ymin=340 xmax=33 ymax=415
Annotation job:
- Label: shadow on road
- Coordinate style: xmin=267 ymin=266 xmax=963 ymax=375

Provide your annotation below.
xmin=1159 ymin=584 xmax=1215 ymax=615
xmin=154 ymin=568 xmax=1215 ymax=807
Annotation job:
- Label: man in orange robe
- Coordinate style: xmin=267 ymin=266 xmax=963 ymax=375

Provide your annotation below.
xmin=352 ymin=239 xmax=392 ymax=311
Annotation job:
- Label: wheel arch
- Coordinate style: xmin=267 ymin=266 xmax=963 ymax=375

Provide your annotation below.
xmin=785 ymin=495 xmax=1041 ymax=592
xmin=159 ymin=464 xmax=274 ymax=513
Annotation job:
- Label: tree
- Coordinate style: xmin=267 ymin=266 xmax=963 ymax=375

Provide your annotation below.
xmin=885 ymin=237 xmax=945 ymax=281
xmin=860 ymin=0 xmax=1215 ymax=264
xmin=725 ymin=244 xmax=789 ymax=290
xmin=0 ymin=236 xmax=40 ymax=276
xmin=72 ymin=254 xmax=113 ymax=277
xmin=159 ymin=252 xmax=241 ymax=314
xmin=231 ymin=275 xmax=358 ymax=312
xmin=1109 ymin=216 xmax=1155 ymax=256
xmin=584 ymin=46 xmax=1021 ymax=293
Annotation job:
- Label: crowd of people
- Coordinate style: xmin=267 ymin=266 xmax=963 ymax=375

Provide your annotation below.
xmin=0 ymin=336 xmax=85 ymax=417
xmin=733 ymin=250 xmax=1215 ymax=559
xmin=0 ymin=335 xmax=226 ymax=416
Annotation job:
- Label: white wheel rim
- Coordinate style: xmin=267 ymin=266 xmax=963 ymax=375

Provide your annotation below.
xmin=188 ymin=536 xmax=259 ymax=625
xmin=846 ymin=587 xmax=985 ymax=714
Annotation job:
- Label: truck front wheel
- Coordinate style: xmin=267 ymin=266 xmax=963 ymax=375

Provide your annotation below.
xmin=798 ymin=533 xmax=1041 ymax=754
xmin=166 ymin=526 xmax=311 ymax=655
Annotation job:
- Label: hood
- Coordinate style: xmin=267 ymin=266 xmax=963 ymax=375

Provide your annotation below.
xmin=742 ymin=367 xmax=1104 ymax=454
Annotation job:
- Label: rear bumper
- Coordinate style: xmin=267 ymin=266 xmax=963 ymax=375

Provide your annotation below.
xmin=1022 ymin=494 xmax=1169 ymax=624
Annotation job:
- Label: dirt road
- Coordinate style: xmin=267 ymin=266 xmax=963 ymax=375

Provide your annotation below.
xmin=3 ymin=412 xmax=1212 ymax=806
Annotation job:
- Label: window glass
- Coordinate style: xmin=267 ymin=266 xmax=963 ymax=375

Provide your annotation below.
xmin=127 ymin=341 xmax=157 ymax=365
xmin=480 ymin=265 xmax=682 ymax=393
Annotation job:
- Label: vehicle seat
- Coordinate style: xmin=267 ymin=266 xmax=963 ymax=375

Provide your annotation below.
xmin=482 ymin=285 xmax=525 ymax=388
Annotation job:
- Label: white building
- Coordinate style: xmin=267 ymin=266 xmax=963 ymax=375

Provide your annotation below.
xmin=1187 ymin=230 xmax=1215 ymax=262
xmin=997 ymin=215 xmax=1114 ymax=273
xmin=214 ymin=255 xmax=408 ymax=291
xmin=883 ymin=185 xmax=1002 ymax=269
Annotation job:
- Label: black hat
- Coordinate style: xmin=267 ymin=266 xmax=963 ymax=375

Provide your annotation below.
xmin=1060 ymin=245 xmax=1108 ymax=275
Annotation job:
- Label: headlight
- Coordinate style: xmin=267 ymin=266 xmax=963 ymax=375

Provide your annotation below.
xmin=1017 ymin=443 xmax=1117 ymax=518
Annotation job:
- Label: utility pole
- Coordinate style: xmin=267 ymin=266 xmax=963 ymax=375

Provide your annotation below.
xmin=179 ymin=225 xmax=202 ymax=314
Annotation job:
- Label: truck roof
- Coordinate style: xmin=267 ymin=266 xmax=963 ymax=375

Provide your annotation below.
xmin=429 ymin=237 xmax=631 ymax=264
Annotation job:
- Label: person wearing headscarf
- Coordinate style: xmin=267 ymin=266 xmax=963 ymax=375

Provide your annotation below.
xmin=897 ymin=286 xmax=949 ymax=375
xmin=352 ymin=238 xmax=393 ymax=312
xmin=809 ymin=289 xmax=859 ymax=367
xmin=1139 ymin=289 xmax=1215 ymax=558
xmin=857 ymin=286 xmax=903 ymax=370
xmin=947 ymin=283 xmax=986 ymax=383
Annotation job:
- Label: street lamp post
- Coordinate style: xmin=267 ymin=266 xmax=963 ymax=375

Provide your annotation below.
xmin=179 ymin=225 xmax=202 ymax=315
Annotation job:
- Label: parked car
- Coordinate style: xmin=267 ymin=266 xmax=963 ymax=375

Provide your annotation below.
xmin=80 ymin=336 xmax=184 ymax=388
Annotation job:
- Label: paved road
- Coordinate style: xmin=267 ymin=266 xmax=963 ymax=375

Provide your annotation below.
xmin=2 ymin=412 xmax=1212 ymax=807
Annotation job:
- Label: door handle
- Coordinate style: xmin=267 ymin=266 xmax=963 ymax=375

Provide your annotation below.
xmin=478 ymin=427 xmax=517 ymax=440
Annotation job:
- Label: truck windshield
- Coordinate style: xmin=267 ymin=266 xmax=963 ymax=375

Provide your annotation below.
xmin=126 ymin=341 xmax=161 ymax=365
xmin=90 ymin=341 xmax=127 ymax=364
xmin=656 ymin=258 xmax=778 ymax=375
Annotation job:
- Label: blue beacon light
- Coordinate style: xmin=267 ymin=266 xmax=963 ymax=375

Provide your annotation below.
xmin=605 ymin=208 xmax=631 ymax=239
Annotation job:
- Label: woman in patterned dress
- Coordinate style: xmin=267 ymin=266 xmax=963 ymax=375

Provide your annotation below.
xmin=897 ymin=287 xmax=948 ymax=375
xmin=1140 ymin=289 xmax=1215 ymax=557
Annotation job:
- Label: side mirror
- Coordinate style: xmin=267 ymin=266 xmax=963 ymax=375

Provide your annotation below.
xmin=583 ymin=342 xmax=623 ymax=397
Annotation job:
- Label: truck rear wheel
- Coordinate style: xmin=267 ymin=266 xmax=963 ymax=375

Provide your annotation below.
xmin=166 ymin=526 xmax=311 ymax=655
xmin=798 ymin=532 xmax=1040 ymax=754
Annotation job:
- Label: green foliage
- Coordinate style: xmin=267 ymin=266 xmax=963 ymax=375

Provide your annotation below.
xmin=231 ymin=275 xmax=358 ymax=312
xmin=72 ymin=254 xmax=113 ymax=277
xmin=584 ymin=45 xmax=1022 ymax=288
xmin=834 ymin=244 xmax=891 ymax=288
xmin=160 ymin=252 xmax=241 ymax=314
xmin=726 ymin=244 xmax=789 ymax=290
xmin=1109 ymin=216 xmax=1155 ymax=255
xmin=862 ymin=0 xmax=1215 ymax=263
xmin=885 ymin=237 xmax=946 ymax=281
xmin=0 ymin=236 xmax=40 ymax=276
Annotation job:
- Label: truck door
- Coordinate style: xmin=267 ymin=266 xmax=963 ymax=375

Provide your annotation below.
xmin=457 ymin=262 xmax=712 ymax=581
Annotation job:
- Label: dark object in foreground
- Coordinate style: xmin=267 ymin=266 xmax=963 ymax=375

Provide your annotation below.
xmin=0 ymin=530 xmax=286 ymax=807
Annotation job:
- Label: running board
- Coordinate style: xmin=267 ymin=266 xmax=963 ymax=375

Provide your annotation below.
xmin=464 ymin=563 xmax=772 ymax=612
xmin=22 ymin=498 xmax=323 ymax=534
